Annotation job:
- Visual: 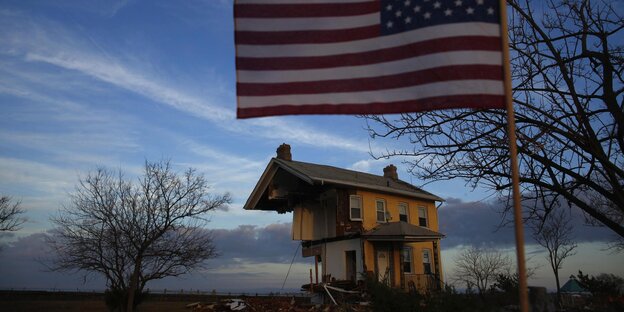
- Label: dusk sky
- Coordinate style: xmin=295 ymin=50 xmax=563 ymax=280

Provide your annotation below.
xmin=0 ymin=0 xmax=622 ymax=293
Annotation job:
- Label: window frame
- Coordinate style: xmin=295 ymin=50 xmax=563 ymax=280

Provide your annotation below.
xmin=375 ymin=199 xmax=387 ymax=223
xmin=422 ymin=248 xmax=432 ymax=274
xmin=398 ymin=202 xmax=409 ymax=222
xmin=349 ymin=195 xmax=363 ymax=221
xmin=402 ymin=247 xmax=413 ymax=274
xmin=418 ymin=206 xmax=428 ymax=227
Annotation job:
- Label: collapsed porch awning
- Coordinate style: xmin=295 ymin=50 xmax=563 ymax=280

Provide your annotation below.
xmin=362 ymin=221 xmax=445 ymax=242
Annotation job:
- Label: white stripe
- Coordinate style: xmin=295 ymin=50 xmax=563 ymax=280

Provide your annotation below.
xmin=237 ymin=51 xmax=502 ymax=83
xmin=237 ymin=0 xmax=370 ymax=3
xmin=236 ymin=23 xmax=500 ymax=57
xmin=238 ymin=80 xmax=504 ymax=108
xmin=236 ymin=13 xmax=378 ymax=31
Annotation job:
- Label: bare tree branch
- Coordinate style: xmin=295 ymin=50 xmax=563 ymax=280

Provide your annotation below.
xmin=453 ymin=246 xmax=512 ymax=297
xmin=0 ymin=196 xmax=25 ymax=232
xmin=47 ymin=160 xmax=231 ymax=312
xmin=531 ymin=209 xmax=577 ymax=307
xmin=364 ymin=0 xmax=624 ymax=239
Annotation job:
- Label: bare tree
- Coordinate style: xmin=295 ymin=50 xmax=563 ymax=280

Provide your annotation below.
xmin=0 ymin=196 xmax=25 ymax=231
xmin=48 ymin=160 xmax=231 ymax=312
xmin=532 ymin=209 xmax=577 ymax=307
xmin=453 ymin=246 xmax=512 ymax=297
xmin=364 ymin=0 xmax=624 ymax=238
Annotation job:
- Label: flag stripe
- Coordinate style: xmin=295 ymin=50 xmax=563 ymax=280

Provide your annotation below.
xmin=234 ymin=2 xmax=379 ymax=18
xmin=237 ymin=65 xmax=502 ymax=96
xmin=236 ymin=13 xmax=378 ymax=31
xmin=236 ymin=36 xmax=501 ymax=70
xmin=237 ymin=94 xmax=506 ymax=118
xmin=238 ymin=80 xmax=504 ymax=107
xmin=235 ymin=25 xmax=380 ymax=44
xmin=237 ymin=51 xmax=502 ymax=83
xmin=236 ymin=22 xmax=501 ymax=57
xmin=234 ymin=0 xmax=507 ymax=118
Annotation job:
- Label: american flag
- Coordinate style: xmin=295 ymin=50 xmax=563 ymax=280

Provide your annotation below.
xmin=235 ymin=0 xmax=506 ymax=119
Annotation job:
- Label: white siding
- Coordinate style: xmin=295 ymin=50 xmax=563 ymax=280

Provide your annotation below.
xmin=324 ymin=238 xmax=363 ymax=281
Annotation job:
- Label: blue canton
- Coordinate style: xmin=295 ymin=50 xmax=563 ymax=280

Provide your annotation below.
xmin=380 ymin=0 xmax=500 ymax=35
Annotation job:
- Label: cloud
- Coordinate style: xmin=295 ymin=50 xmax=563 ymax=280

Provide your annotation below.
xmin=439 ymin=197 xmax=616 ymax=249
xmin=0 ymin=223 xmax=311 ymax=292
xmin=211 ymin=223 xmax=304 ymax=265
xmin=0 ymin=9 xmax=372 ymax=154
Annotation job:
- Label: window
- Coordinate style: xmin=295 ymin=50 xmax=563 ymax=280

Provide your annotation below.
xmin=402 ymin=247 xmax=413 ymax=274
xmin=399 ymin=202 xmax=409 ymax=222
xmin=349 ymin=195 xmax=362 ymax=220
xmin=376 ymin=199 xmax=386 ymax=222
xmin=418 ymin=207 xmax=428 ymax=227
xmin=422 ymin=249 xmax=432 ymax=274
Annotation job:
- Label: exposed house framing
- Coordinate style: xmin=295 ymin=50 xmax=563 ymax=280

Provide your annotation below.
xmin=245 ymin=144 xmax=445 ymax=293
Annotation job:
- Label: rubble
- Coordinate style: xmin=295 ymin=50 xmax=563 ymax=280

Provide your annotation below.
xmin=186 ymin=295 xmax=373 ymax=312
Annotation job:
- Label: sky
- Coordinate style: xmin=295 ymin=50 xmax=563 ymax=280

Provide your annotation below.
xmin=0 ymin=0 xmax=622 ymax=293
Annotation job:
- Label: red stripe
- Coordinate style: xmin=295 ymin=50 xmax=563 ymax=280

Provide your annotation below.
xmin=237 ymin=95 xmax=506 ymax=118
xmin=235 ymin=25 xmax=380 ymax=45
xmin=235 ymin=1 xmax=379 ymax=18
xmin=238 ymin=65 xmax=503 ymax=96
xmin=236 ymin=36 xmax=501 ymax=70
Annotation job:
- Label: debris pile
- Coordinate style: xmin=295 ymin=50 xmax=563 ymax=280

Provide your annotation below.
xmin=186 ymin=296 xmax=372 ymax=312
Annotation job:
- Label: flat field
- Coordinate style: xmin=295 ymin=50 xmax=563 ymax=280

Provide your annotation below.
xmin=0 ymin=291 xmax=312 ymax=312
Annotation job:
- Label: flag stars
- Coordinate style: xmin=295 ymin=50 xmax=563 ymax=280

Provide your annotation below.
xmin=380 ymin=0 xmax=499 ymax=35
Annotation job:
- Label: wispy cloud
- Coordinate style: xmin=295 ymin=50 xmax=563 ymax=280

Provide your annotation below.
xmin=0 ymin=9 xmax=371 ymax=154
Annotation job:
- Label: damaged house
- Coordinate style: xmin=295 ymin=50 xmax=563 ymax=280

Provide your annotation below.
xmin=244 ymin=144 xmax=445 ymax=293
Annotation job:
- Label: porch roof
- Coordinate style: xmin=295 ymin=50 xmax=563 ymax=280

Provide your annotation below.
xmin=363 ymin=221 xmax=444 ymax=242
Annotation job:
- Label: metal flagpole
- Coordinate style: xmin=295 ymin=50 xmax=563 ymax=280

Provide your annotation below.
xmin=499 ymin=1 xmax=529 ymax=312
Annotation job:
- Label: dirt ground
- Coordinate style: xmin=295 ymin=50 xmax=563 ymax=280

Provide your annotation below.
xmin=0 ymin=299 xmax=190 ymax=312
xmin=0 ymin=291 xmax=331 ymax=312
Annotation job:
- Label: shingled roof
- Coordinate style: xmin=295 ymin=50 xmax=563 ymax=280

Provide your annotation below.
xmin=244 ymin=144 xmax=444 ymax=210
xmin=273 ymin=158 xmax=444 ymax=202
xmin=363 ymin=221 xmax=445 ymax=241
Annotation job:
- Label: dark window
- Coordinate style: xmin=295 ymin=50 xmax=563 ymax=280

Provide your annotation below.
xmin=376 ymin=200 xmax=386 ymax=222
xmin=349 ymin=195 xmax=362 ymax=220
xmin=402 ymin=247 xmax=413 ymax=274
xmin=418 ymin=207 xmax=428 ymax=227
xmin=423 ymin=249 xmax=432 ymax=274
xmin=399 ymin=203 xmax=408 ymax=222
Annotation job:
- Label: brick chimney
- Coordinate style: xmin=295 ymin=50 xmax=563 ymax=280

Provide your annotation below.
xmin=383 ymin=164 xmax=398 ymax=180
xmin=276 ymin=143 xmax=292 ymax=161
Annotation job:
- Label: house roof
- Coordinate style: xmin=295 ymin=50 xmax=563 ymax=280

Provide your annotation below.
xmin=363 ymin=221 xmax=445 ymax=241
xmin=275 ymin=158 xmax=443 ymax=200
xmin=560 ymin=277 xmax=589 ymax=294
xmin=244 ymin=158 xmax=444 ymax=210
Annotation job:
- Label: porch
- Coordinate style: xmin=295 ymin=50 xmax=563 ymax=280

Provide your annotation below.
xmin=362 ymin=221 xmax=445 ymax=293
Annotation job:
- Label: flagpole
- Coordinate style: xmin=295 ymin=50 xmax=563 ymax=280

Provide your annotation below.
xmin=499 ymin=1 xmax=529 ymax=312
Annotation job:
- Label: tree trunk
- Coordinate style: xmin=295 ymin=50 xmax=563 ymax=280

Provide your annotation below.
xmin=554 ymin=270 xmax=561 ymax=308
xmin=126 ymin=260 xmax=142 ymax=312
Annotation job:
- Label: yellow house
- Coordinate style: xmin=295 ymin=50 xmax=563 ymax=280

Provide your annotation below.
xmin=244 ymin=144 xmax=445 ymax=292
